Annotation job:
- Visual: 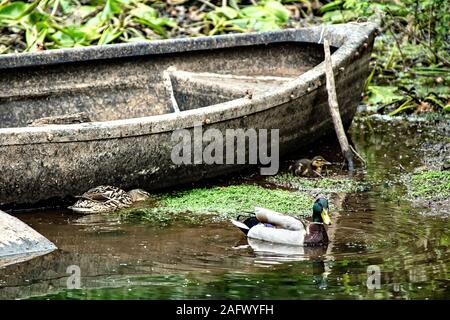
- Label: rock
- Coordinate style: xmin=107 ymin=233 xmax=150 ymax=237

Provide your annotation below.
xmin=0 ymin=210 xmax=57 ymax=267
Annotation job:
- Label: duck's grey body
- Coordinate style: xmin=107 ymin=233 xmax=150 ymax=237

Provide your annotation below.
xmin=231 ymin=204 xmax=330 ymax=247
xmin=249 ymin=207 xmax=307 ymax=245
xmin=247 ymin=224 xmax=307 ymax=246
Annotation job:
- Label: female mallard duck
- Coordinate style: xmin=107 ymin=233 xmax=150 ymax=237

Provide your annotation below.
xmin=289 ymin=156 xmax=331 ymax=177
xmin=231 ymin=198 xmax=331 ymax=246
xmin=68 ymin=185 xmax=150 ymax=214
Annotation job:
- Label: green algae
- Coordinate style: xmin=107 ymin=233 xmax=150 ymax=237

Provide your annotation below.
xmin=119 ymin=184 xmax=314 ymax=225
xmin=409 ymin=170 xmax=450 ymax=201
xmin=266 ymin=174 xmax=369 ymax=193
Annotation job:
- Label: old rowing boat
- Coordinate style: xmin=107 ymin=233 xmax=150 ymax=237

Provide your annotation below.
xmin=0 ymin=23 xmax=377 ymax=206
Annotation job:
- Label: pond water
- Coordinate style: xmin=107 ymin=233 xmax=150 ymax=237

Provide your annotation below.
xmin=0 ymin=115 xmax=449 ymax=300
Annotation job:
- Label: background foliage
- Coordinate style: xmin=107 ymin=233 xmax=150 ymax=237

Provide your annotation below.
xmin=0 ymin=0 xmax=448 ymax=114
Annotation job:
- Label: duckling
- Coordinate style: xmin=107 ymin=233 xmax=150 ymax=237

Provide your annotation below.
xmin=68 ymin=185 xmax=150 ymax=214
xmin=231 ymin=198 xmax=331 ymax=246
xmin=289 ymin=156 xmax=332 ymax=177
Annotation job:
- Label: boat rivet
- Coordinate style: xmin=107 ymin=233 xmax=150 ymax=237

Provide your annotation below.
xmin=203 ymin=118 xmax=210 ymax=124
xmin=363 ymin=42 xmax=368 ymax=48
xmin=307 ymin=87 xmax=311 ymax=92
xmin=354 ymin=51 xmax=360 ymax=57
xmin=47 ymin=133 xmax=54 ymax=141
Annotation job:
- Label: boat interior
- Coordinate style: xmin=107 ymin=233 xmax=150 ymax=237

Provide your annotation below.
xmin=0 ymin=42 xmax=330 ymax=128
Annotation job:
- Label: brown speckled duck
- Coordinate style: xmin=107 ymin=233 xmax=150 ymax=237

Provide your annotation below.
xmin=68 ymin=185 xmax=150 ymax=214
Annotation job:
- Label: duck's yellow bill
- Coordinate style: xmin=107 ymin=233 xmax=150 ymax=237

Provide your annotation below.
xmin=321 ymin=209 xmax=332 ymax=225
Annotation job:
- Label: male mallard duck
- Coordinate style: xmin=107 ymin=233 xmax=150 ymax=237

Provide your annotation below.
xmin=68 ymin=185 xmax=150 ymax=214
xmin=289 ymin=156 xmax=332 ymax=177
xmin=231 ymin=198 xmax=331 ymax=246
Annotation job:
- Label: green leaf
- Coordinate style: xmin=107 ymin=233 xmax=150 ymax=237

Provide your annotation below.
xmin=367 ymin=86 xmax=403 ymax=105
xmin=388 ymin=97 xmax=415 ymax=116
xmin=411 ymin=66 xmax=450 ymax=76
xmin=26 ymin=10 xmax=48 ymax=26
xmin=228 ymin=0 xmax=239 ymax=11
xmin=98 ymin=25 xmax=122 ymax=45
xmin=77 ymin=5 xmax=98 ymax=19
xmin=130 ymin=3 xmax=174 ymax=38
xmin=81 ymin=13 xmax=104 ymax=40
xmin=0 ymin=1 xmax=28 ymax=20
xmin=100 ymin=0 xmax=121 ymax=22
xmin=49 ymin=31 xmax=75 ymax=47
xmin=60 ymin=0 xmax=73 ymax=15
xmin=322 ymin=10 xmax=356 ymax=23
xmin=241 ymin=6 xmax=268 ymax=19
xmin=55 ymin=26 xmax=88 ymax=44
xmin=215 ymin=6 xmax=239 ymax=19
xmin=424 ymin=95 xmax=446 ymax=109
xmin=130 ymin=3 xmax=157 ymax=21
xmin=253 ymin=20 xmax=281 ymax=32
xmin=264 ymin=0 xmax=289 ymax=23
xmin=0 ymin=0 xmax=40 ymax=22
xmin=25 ymin=26 xmax=36 ymax=47
xmin=26 ymin=27 xmax=47 ymax=52
xmin=228 ymin=18 xmax=251 ymax=29
xmin=206 ymin=11 xmax=221 ymax=25
xmin=134 ymin=17 xmax=174 ymax=38
xmin=157 ymin=17 xmax=176 ymax=29
xmin=319 ymin=0 xmax=344 ymax=13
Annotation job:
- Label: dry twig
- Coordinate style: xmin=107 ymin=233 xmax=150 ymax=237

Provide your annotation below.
xmin=323 ymin=38 xmax=354 ymax=172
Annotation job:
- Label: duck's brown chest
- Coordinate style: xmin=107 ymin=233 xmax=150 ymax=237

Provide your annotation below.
xmin=304 ymin=223 xmax=329 ymax=246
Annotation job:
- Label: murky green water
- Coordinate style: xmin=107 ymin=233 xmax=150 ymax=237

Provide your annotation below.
xmin=0 ymin=115 xmax=449 ymax=300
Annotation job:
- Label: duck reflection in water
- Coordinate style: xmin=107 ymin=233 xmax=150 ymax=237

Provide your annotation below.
xmin=234 ymin=238 xmax=329 ymax=290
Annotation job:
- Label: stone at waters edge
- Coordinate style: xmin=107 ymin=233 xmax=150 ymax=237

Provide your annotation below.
xmin=0 ymin=209 xmax=57 ymax=267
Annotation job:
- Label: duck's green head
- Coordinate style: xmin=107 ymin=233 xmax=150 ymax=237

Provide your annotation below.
xmin=312 ymin=198 xmax=331 ymax=225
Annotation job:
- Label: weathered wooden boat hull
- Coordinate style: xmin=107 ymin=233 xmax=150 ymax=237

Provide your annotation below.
xmin=0 ymin=23 xmax=376 ymax=206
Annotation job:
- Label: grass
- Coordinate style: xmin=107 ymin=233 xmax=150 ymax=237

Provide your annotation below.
xmin=118 ymin=184 xmax=314 ymax=224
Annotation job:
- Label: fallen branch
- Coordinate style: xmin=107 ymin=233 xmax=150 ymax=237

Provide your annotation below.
xmin=349 ymin=145 xmax=367 ymax=167
xmin=323 ymin=38 xmax=354 ymax=172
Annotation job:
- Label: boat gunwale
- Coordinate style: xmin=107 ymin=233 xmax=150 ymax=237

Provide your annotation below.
xmin=0 ymin=23 xmax=377 ymax=146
